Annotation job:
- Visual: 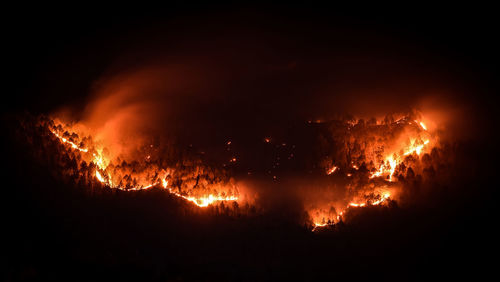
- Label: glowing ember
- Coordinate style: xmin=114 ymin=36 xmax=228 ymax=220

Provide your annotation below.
xmin=312 ymin=223 xmax=329 ymax=232
xmin=327 ymin=166 xmax=338 ymax=175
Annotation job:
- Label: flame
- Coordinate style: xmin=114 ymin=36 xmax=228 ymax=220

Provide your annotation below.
xmin=312 ymin=191 xmax=392 ymax=231
xmin=50 ymin=130 xmax=88 ymax=153
xmin=327 ymin=166 xmax=338 ymax=175
xmin=95 ymin=170 xmax=105 ymax=182
xmin=348 ymin=203 xmax=366 ymax=207
xmin=312 ymin=114 xmax=436 ymax=231
xmin=47 ymin=121 xmax=238 ymax=207
xmin=369 ymin=156 xmax=398 ymax=181
xmin=368 ymin=120 xmax=432 ymax=181
xmin=312 ymin=222 xmax=328 ymax=232
xmin=160 ymin=177 xmax=237 ymax=207
xmin=403 ymin=139 xmax=430 ymax=156
xmin=416 ymin=120 xmax=427 ymax=131
xmin=169 ymin=192 xmax=239 ymax=207
xmin=43 ymin=112 xmax=437 ymax=230
xmin=371 ymin=192 xmax=391 ymax=205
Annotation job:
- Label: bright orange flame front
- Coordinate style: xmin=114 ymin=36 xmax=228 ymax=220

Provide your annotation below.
xmin=312 ymin=115 xmax=436 ymax=231
xmin=48 ymin=122 xmax=238 ymax=208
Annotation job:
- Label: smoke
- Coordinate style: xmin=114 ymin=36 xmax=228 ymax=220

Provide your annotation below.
xmin=79 ymin=65 xmax=210 ymax=160
xmin=51 ymin=17 xmax=478 ymax=150
xmin=44 ymin=19 xmax=484 ymax=226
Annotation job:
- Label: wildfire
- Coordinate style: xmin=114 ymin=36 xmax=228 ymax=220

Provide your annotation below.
xmin=312 ymin=113 xmax=437 ymax=231
xmin=169 ymin=192 xmax=239 ymax=207
xmin=312 ymin=222 xmax=329 ymax=232
xmin=50 ymin=130 xmax=88 ymax=153
xmin=47 ymin=120 xmax=238 ymax=207
xmin=348 ymin=192 xmax=390 ymax=207
xmin=161 ymin=179 xmax=238 ymax=207
xmin=367 ymin=120 xmax=432 ymax=181
xmin=416 ymin=120 xmax=427 ymax=131
xmin=327 ymin=166 xmax=338 ymax=175
xmin=311 ymin=191 xmax=392 ymax=231
xmin=403 ymin=139 xmax=430 ymax=156
xmin=348 ymin=203 xmax=366 ymax=207
xmin=36 ymin=111 xmax=438 ymax=230
xmin=95 ymin=170 xmax=106 ymax=183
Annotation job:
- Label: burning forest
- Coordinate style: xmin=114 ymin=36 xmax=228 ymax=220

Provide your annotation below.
xmin=3 ymin=5 xmax=496 ymax=281
xmin=42 ymin=117 xmax=239 ymax=207
xmin=18 ymin=109 xmax=453 ymax=231
xmin=307 ymin=112 xmax=436 ymax=230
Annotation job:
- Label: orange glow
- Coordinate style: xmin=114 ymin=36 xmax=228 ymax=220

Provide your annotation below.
xmin=348 ymin=203 xmax=366 ymax=207
xmin=416 ymin=120 xmax=427 ymax=131
xmin=312 ymin=222 xmax=329 ymax=232
xmin=403 ymin=139 xmax=430 ymax=156
xmin=312 ymin=191 xmax=392 ymax=231
xmin=48 ymin=120 xmax=238 ymax=207
xmin=159 ymin=177 xmax=238 ymax=207
xmin=368 ymin=119 xmax=432 ymax=181
xmin=311 ymin=113 xmax=437 ymax=231
xmin=95 ymin=170 xmax=105 ymax=182
xmin=327 ymin=166 xmax=338 ymax=175
xmin=50 ymin=130 xmax=88 ymax=153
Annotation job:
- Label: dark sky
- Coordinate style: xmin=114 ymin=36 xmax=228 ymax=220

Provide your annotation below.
xmin=4 ymin=4 xmax=497 ymax=116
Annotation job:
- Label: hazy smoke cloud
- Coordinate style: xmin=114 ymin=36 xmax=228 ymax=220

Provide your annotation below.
xmin=47 ymin=20 xmax=483 ymax=224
